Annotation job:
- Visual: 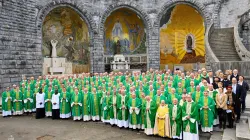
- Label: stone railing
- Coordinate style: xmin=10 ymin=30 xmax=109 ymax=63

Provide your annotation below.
xmin=104 ymin=54 xmax=147 ymax=65
xmin=205 ymin=23 xmax=219 ymax=63
xmin=234 ymin=14 xmax=250 ymax=60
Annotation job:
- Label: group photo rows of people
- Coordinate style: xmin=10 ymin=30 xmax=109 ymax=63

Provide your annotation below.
xmin=1 ymin=68 xmax=249 ymax=140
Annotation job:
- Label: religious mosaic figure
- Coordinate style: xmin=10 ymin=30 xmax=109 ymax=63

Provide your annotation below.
xmin=115 ymin=40 xmax=121 ymax=55
xmin=112 ymin=19 xmax=123 ymax=39
xmin=186 ymin=35 xmax=193 ymax=53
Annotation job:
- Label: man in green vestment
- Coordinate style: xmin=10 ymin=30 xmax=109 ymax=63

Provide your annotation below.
xmin=71 ymin=88 xmax=83 ymax=121
xmin=33 ymin=84 xmax=39 ymax=112
xmin=23 ymin=86 xmax=33 ymax=114
xmin=167 ymin=88 xmax=180 ymax=104
xmin=182 ymin=94 xmax=199 ymax=140
xmin=169 ymin=98 xmax=182 ymax=139
xmin=89 ymin=88 xmax=101 ymax=121
xmin=45 ymin=86 xmax=53 ymax=117
xmin=110 ymin=89 xmax=121 ymax=126
xmin=12 ymin=86 xmax=23 ymax=115
xmin=192 ymin=86 xmax=203 ymax=103
xmin=176 ymin=82 xmax=184 ymax=96
xmin=144 ymin=96 xmax=156 ymax=135
xmin=179 ymin=94 xmax=186 ymax=107
xmin=208 ymin=84 xmax=219 ymax=125
xmin=60 ymin=87 xmax=71 ymax=119
xmin=117 ymin=89 xmax=129 ymax=128
xmin=128 ymin=93 xmax=142 ymax=130
xmin=82 ymin=88 xmax=91 ymax=121
xmin=2 ymin=87 xmax=12 ymax=117
xmin=153 ymin=90 xmax=167 ymax=107
xmin=187 ymin=81 xmax=196 ymax=94
xmin=102 ymin=91 xmax=111 ymax=123
xmin=198 ymin=91 xmax=215 ymax=133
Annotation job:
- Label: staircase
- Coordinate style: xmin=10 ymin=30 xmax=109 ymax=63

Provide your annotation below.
xmin=235 ymin=94 xmax=250 ymax=140
xmin=209 ymin=28 xmax=241 ymax=61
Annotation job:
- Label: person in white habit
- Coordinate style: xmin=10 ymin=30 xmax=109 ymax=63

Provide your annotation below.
xmin=52 ymin=90 xmax=60 ymax=120
xmin=36 ymin=89 xmax=45 ymax=119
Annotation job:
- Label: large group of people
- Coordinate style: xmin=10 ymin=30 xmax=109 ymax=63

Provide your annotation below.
xmin=1 ymin=68 xmax=249 ymax=140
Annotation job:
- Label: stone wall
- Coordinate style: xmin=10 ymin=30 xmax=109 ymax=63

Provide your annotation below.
xmin=0 ymin=0 xmax=42 ymax=93
xmin=219 ymin=0 xmax=250 ymax=28
xmin=241 ymin=20 xmax=250 ymax=51
xmin=0 ymin=0 xmax=249 ymax=93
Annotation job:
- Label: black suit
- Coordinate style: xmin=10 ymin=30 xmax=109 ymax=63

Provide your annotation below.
xmin=232 ymin=84 xmax=242 ymax=121
xmin=230 ymin=74 xmax=239 ymax=81
xmin=240 ymin=81 xmax=249 ymax=111
xmin=206 ymin=77 xmax=214 ymax=84
xmin=222 ymin=79 xmax=231 ymax=88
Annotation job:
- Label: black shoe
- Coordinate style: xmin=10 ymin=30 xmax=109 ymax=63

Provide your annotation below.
xmin=236 ymin=120 xmax=240 ymax=123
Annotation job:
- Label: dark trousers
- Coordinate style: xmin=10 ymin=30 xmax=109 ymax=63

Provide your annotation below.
xmin=241 ymin=95 xmax=246 ymax=111
xmin=227 ymin=112 xmax=234 ymax=128
xmin=235 ymin=105 xmax=241 ymax=121
xmin=218 ymin=108 xmax=226 ymax=128
xmin=36 ymin=108 xmax=45 ymax=119
xmin=52 ymin=109 xmax=60 ymax=120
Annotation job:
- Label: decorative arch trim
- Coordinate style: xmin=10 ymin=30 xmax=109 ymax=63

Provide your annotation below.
xmin=155 ymin=0 xmax=210 ymax=28
xmin=36 ymin=0 xmax=96 ymax=38
xmin=99 ymin=2 xmax=152 ymax=37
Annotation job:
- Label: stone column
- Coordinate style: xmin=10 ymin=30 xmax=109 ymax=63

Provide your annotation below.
xmin=148 ymin=28 xmax=160 ymax=70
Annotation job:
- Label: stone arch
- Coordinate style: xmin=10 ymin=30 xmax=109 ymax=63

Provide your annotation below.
xmin=99 ymin=2 xmax=152 ymax=70
xmin=154 ymin=0 xmax=209 ymax=70
xmin=155 ymin=0 xmax=210 ymax=29
xmin=99 ymin=2 xmax=152 ymax=36
xmin=36 ymin=1 xmax=96 ymax=73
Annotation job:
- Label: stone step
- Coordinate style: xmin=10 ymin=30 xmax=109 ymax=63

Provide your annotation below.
xmin=236 ymin=119 xmax=250 ymax=140
xmin=248 ymin=117 xmax=250 ymax=131
xmin=222 ymin=127 xmax=236 ymax=140
xmin=242 ymin=111 xmax=250 ymax=117
xmin=210 ymin=42 xmax=234 ymax=47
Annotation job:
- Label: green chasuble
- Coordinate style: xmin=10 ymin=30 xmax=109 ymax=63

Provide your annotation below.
xmin=201 ymin=86 xmax=208 ymax=92
xmin=118 ymin=95 xmax=129 ymax=121
xmin=140 ymin=98 xmax=146 ymax=126
xmin=187 ymin=86 xmax=196 ymax=94
xmin=153 ymin=95 xmax=167 ymax=107
xmin=176 ymin=87 xmax=183 ymax=96
xmin=12 ymin=90 xmax=23 ymax=112
xmin=128 ymin=98 xmax=142 ymax=125
xmin=110 ymin=94 xmax=121 ymax=120
xmin=198 ymin=96 xmax=215 ymax=128
xmin=102 ymin=95 xmax=111 ymax=120
xmin=182 ymin=101 xmax=198 ymax=134
xmin=71 ymin=93 xmax=83 ymax=117
xmin=89 ymin=93 xmax=101 ymax=116
xmin=45 ymin=90 xmax=52 ymax=112
xmin=2 ymin=91 xmax=12 ymax=112
xmin=208 ymin=90 xmax=218 ymax=119
xmin=33 ymin=88 xmax=39 ymax=110
xmin=192 ymin=91 xmax=203 ymax=103
xmin=144 ymin=100 xmax=156 ymax=128
xmin=169 ymin=104 xmax=182 ymax=137
xmin=167 ymin=94 xmax=180 ymax=104
xmin=82 ymin=92 xmax=90 ymax=116
xmin=146 ymin=89 xmax=156 ymax=99
xmin=23 ymin=90 xmax=33 ymax=111
xmin=59 ymin=91 xmax=71 ymax=115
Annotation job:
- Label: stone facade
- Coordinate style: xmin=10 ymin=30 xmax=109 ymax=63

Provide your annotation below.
xmin=0 ymin=0 xmax=250 ymax=93
xmin=219 ymin=0 xmax=250 ymax=28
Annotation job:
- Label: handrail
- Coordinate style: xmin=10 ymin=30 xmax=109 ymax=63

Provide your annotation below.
xmin=234 ymin=18 xmax=250 ymax=60
xmin=205 ymin=23 xmax=219 ymax=62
